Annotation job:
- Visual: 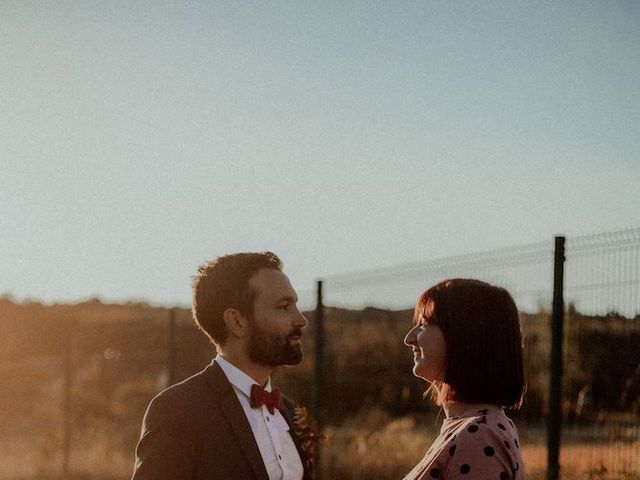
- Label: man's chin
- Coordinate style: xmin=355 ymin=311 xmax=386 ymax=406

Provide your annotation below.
xmin=283 ymin=346 xmax=303 ymax=365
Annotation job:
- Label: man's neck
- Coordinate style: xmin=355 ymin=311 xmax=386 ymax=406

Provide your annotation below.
xmin=219 ymin=352 xmax=272 ymax=386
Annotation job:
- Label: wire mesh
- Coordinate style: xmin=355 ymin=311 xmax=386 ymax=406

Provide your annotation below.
xmin=321 ymin=240 xmax=554 ymax=314
xmin=565 ymin=226 xmax=640 ymax=318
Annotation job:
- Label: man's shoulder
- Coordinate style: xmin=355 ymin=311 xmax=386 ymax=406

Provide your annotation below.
xmin=149 ymin=362 xmax=224 ymax=410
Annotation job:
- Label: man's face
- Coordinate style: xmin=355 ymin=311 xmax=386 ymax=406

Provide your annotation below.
xmin=246 ymin=268 xmax=309 ymax=367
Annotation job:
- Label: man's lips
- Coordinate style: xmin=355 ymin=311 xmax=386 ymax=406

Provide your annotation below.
xmin=288 ymin=329 xmax=304 ymax=341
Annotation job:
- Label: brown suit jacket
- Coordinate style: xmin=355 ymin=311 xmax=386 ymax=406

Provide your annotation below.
xmin=131 ymin=361 xmax=313 ymax=480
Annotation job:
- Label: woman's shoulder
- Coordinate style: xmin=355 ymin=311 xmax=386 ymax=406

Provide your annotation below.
xmin=431 ymin=409 xmax=523 ymax=478
xmin=446 ymin=409 xmax=520 ymax=448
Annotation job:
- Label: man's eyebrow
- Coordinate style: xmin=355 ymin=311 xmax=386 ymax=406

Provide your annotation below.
xmin=276 ymin=294 xmax=298 ymax=303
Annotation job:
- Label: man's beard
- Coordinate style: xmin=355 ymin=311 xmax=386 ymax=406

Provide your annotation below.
xmin=247 ymin=321 xmax=303 ymax=367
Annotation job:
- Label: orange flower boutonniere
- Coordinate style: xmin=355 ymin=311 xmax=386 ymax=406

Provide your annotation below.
xmin=293 ymin=406 xmax=325 ymax=472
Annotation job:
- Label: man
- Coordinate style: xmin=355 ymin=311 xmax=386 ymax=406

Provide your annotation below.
xmin=132 ymin=252 xmax=312 ymax=480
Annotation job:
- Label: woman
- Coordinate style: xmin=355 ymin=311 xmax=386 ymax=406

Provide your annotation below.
xmin=403 ymin=279 xmax=525 ymax=479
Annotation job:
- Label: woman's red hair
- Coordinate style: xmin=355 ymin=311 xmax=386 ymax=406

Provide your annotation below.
xmin=414 ymin=279 xmax=525 ymax=408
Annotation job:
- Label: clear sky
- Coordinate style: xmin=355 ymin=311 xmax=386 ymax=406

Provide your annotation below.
xmin=1 ymin=1 xmax=639 ymax=308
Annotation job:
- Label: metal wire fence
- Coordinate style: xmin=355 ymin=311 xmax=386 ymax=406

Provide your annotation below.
xmin=317 ymin=240 xmax=553 ymax=313
xmin=565 ymin=227 xmax=640 ymax=317
xmin=312 ymin=227 xmax=640 ymax=317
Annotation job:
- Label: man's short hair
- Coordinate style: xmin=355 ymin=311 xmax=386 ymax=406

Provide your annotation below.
xmin=192 ymin=252 xmax=283 ymax=345
xmin=414 ymin=278 xmax=525 ymax=408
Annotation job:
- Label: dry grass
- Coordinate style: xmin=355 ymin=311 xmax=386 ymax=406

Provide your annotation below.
xmin=2 ymin=414 xmax=638 ymax=480
xmin=521 ymin=442 xmax=639 ymax=480
xmin=319 ymin=412 xmax=640 ymax=480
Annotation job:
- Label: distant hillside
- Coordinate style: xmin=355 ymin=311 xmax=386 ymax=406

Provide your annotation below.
xmin=1 ymin=298 xmax=639 ymax=428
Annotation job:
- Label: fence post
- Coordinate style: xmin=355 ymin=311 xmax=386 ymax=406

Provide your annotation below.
xmin=312 ymin=280 xmax=325 ymax=479
xmin=62 ymin=334 xmax=72 ymax=476
xmin=168 ymin=308 xmax=177 ymax=387
xmin=547 ymin=236 xmax=565 ymax=480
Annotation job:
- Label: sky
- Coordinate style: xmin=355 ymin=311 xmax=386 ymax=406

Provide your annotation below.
xmin=1 ymin=1 xmax=639 ymax=309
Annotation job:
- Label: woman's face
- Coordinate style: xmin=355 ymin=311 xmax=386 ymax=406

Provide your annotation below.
xmin=404 ymin=315 xmax=447 ymax=382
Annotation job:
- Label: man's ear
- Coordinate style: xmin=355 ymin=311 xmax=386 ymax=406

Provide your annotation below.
xmin=223 ymin=308 xmax=248 ymax=338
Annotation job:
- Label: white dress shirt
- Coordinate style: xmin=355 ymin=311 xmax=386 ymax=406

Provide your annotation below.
xmin=215 ymin=355 xmax=304 ymax=480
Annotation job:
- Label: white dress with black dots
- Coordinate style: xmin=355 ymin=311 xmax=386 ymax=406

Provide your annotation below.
xmin=404 ymin=406 xmax=524 ymax=480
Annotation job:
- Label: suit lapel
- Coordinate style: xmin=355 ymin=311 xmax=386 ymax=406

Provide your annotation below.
xmin=206 ymin=362 xmax=269 ymax=480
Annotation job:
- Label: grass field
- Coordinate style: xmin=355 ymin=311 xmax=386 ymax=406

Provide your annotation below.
xmin=320 ymin=414 xmax=640 ymax=480
xmin=1 ymin=415 xmax=638 ymax=480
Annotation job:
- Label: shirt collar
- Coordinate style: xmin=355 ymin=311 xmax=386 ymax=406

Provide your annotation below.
xmin=215 ymin=354 xmax=272 ymax=399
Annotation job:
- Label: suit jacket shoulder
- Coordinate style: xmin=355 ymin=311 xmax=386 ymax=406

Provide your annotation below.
xmin=132 ymin=362 xmax=313 ymax=480
xmin=132 ymin=362 xmax=311 ymax=480
xmin=133 ymin=362 xmax=267 ymax=480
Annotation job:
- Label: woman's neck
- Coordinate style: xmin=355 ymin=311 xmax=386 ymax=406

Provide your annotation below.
xmin=443 ymin=401 xmax=501 ymax=418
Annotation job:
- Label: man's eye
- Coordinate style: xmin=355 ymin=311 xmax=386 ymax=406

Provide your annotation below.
xmin=278 ymin=304 xmax=289 ymax=310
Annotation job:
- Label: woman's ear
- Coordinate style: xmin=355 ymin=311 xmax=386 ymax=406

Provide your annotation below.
xmin=223 ymin=308 xmax=248 ymax=338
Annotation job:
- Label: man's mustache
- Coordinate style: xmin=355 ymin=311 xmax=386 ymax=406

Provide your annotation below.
xmin=287 ymin=328 xmax=303 ymax=340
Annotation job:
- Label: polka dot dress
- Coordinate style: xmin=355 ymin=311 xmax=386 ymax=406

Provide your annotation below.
xmin=403 ymin=406 xmax=524 ymax=479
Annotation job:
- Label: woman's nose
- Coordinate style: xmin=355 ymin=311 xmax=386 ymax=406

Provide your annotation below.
xmin=404 ymin=327 xmax=417 ymax=346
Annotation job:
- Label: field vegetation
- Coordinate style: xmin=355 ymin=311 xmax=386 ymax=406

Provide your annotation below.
xmin=1 ymin=297 xmax=638 ymax=479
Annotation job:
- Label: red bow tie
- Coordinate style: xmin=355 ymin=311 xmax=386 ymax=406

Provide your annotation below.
xmin=250 ymin=384 xmax=283 ymax=414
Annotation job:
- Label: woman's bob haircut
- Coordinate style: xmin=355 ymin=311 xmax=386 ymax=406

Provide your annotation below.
xmin=414 ymin=278 xmax=525 ymax=409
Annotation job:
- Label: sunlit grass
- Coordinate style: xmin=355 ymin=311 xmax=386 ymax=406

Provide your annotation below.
xmin=319 ymin=413 xmax=640 ymax=480
xmin=2 ymin=414 xmax=638 ymax=480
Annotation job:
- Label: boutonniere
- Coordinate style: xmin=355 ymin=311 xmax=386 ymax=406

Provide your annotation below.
xmin=293 ymin=406 xmax=325 ymax=472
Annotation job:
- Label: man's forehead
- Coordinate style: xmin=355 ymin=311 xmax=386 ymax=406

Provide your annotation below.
xmin=250 ymin=268 xmax=297 ymax=300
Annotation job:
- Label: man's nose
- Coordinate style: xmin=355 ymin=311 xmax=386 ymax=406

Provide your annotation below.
xmin=294 ymin=309 xmax=308 ymax=328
